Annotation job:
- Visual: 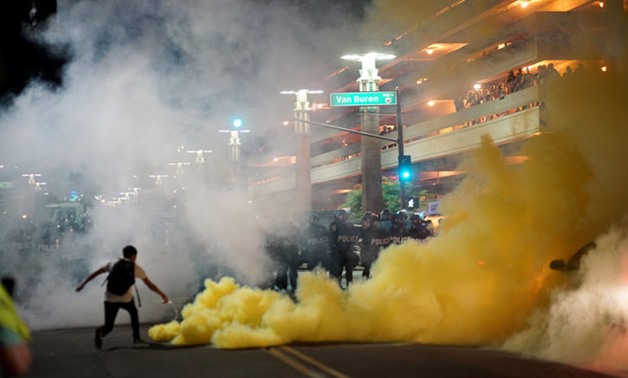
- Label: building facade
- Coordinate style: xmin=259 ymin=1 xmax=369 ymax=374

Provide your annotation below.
xmin=250 ymin=0 xmax=626 ymax=215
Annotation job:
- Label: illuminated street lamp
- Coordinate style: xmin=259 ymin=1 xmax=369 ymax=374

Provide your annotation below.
xmin=281 ymin=89 xmax=323 ymax=213
xmin=22 ymin=173 xmax=42 ymax=186
xmin=148 ymin=174 xmax=169 ymax=186
xmin=341 ymin=52 xmax=395 ymax=213
xmin=186 ymin=150 xmax=213 ymax=164
xmin=219 ymin=118 xmax=251 ymax=165
xmin=341 ymin=52 xmax=396 ymax=93
xmin=168 ymin=161 xmax=192 ymax=175
xmin=280 ymin=89 xmax=323 ymax=135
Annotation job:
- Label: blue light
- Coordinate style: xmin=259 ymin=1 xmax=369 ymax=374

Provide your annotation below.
xmin=233 ymin=118 xmax=243 ymax=128
xmin=398 ymin=154 xmax=413 ymax=182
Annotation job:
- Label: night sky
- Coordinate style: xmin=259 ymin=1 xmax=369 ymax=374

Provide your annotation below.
xmin=0 ymin=0 xmax=67 ymax=104
xmin=0 ymin=0 xmax=372 ymax=105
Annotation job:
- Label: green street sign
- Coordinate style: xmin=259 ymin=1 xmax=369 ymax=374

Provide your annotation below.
xmin=0 ymin=181 xmax=14 ymax=190
xmin=330 ymin=91 xmax=397 ymax=107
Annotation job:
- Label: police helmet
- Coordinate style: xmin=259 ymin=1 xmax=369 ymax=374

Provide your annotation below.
xmin=395 ymin=209 xmax=408 ymax=219
xmin=334 ymin=209 xmax=348 ymax=220
xmin=379 ymin=209 xmax=392 ymax=221
xmin=362 ymin=212 xmax=376 ymax=222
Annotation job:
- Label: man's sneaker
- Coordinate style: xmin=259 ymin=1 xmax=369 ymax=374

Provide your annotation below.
xmin=94 ymin=328 xmax=102 ymax=350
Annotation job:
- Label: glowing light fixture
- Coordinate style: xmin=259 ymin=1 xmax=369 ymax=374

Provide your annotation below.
xmin=398 ymin=155 xmax=413 ymax=182
xmin=428 ymin=100 xmax=436 ymax=107
xmin=280 ymin=90 xmax=323 ymax=95
xmin=341 ymin=52 xmax=396 ymax=84
xmin=520 ymin=1 xmax=529 ymax=8
xmin=416 ymin=77 xmax=428 ymax=85
xmin=186 ymin=149 xmax=213 ymax=164
xmin=340 ymin=52 xmax=396 ymax=62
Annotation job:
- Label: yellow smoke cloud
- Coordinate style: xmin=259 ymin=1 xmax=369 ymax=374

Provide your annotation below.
xmin=150 ymin=67 xmax=627 ymax=349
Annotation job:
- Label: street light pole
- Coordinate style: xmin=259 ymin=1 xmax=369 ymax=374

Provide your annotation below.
xmin=219 ymin=120 xmax=251 ymax=167
xmin=228 ymin=130 xmax=241 ymax=164
xmin=281 ymin=89 xmax=323 ymax=215
xmin=341 ymin=52 xmax=395 ymax=214
xmin=396 ymin=89 xmax=407 ymax=210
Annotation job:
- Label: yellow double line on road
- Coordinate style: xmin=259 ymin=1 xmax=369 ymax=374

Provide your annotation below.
xmin=267 ymin=346 xmax=351 ymax=378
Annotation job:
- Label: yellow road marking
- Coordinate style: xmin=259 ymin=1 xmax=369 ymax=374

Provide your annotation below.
xmin=266 ymin=346 xmax=351 ymax=378
xmin=280 ymin=347 xmax=351 ymax=378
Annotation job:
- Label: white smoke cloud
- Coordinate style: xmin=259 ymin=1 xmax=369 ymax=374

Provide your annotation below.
xmin=3 ymin=2 xmax=628 ymax=377
xmin=502 ymin=220 xmax=628 ymax=375
xmin=0 ymin=0 xmax=368 ymax=330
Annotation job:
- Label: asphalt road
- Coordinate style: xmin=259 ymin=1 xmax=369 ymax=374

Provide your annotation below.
xmin=26 ymin=325 xmax=620 ymax=378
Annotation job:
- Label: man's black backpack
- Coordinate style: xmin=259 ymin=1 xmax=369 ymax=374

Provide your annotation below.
xmin=106 ymin=259 xmax=136 ymax=295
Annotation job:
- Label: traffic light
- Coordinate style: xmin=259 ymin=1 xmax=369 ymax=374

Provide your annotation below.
xmin=398 ymin=154 xmax=413 ymax=182
xmin=232 ymin=118 xmax=243 ymax=128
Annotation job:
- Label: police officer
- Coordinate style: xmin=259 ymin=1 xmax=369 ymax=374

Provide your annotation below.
xmin=329 ymin=209 xmax=359 ymax=288
xmin=359 ymin=212 xmax=380 ymax=279
xmin=301 ymin=213 xmax=330 ymax=271
xmin=408 ymin=212 xmax=432 ymax=242
xmin=265 ymin=220 xmax=301 ymax=294
xmin=378 ymin=209 xmax=393 ymax=233
xmin=389 ymin=210 xmax=410 ymax=245
xmin=376 ymin=210 xmax=393 ymax=251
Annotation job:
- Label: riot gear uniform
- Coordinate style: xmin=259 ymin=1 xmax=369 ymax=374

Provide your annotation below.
xmin=264 ymin=221 xmax=301 ymax=293
xmin=329 ymin=210 xmax=359 ymax=288
xmin=301 ymin=213 xmax=330 ymax=271
xmin=408 ymin=213 xmax=432 ymax=241
xmin=389 ymin=211 xmax=410 ymax=245
xmin=359 ymin=212 xmax=380 ymax=279
xmin=378 ymin=209 xmax=393 ymax=233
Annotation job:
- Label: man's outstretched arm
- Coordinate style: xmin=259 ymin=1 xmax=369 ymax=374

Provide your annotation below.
xmin=142 ymin=277 xmax=169 ymax=303
xmin=76 ymin=267 xmax=107 ymax=292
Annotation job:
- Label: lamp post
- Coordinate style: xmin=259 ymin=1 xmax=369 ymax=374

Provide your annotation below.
xmin=186 ymin=150 xmax=213 ymax=164
xmin=341 ymin=52 xmax=395 ymax=214
xmin=21 ymin=173 xmax=42 ymax=186
xmin=219 ymin=118 xmax=250 ymax=166
xmin=148 ymin=174 xmax=169 ymax=186
xmin=168 ymin=161 xmax=192 ymax=183
xmin=281 ymin=89 xmax=323 ymax=214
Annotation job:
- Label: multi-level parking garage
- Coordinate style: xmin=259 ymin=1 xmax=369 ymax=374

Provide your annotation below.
xmin=249 ymin=0 xmax=625 ymax=214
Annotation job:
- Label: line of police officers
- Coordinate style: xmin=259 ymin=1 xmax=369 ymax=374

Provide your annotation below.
xmin=264 ymin=209 xmax=434 ymax=293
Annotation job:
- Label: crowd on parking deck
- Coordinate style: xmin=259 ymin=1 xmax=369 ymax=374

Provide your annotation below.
xmin=455 ymin=63 xmax=594 ymax=112
xmin=263 ymin=209 xmax=435 ymax=293
xmin=335 ymin=63 xmax=599 ymax=163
